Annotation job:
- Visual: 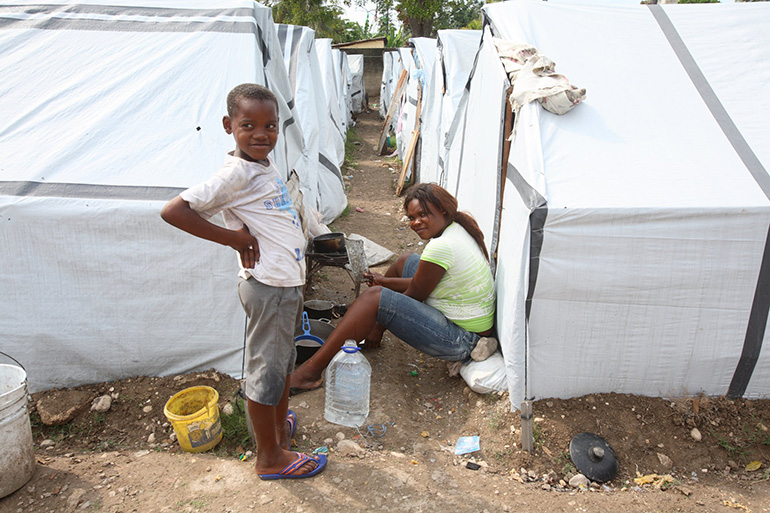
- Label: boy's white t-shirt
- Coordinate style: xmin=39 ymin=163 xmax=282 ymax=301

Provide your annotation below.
xmin=180 ymin=154 xmax=306 ymax=287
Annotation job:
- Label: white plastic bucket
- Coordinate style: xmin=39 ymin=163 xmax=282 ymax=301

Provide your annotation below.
xmin=0 ymin=363 xmax=35 ymax=498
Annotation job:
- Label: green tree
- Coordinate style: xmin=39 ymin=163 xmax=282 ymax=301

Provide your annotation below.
xmin=434 ymin=0 xmax=483 ymax=32
xmin=360 ymin=0 xmax=482 ymax=39
xmin=267 ymin=0 xmax=352 ymax=41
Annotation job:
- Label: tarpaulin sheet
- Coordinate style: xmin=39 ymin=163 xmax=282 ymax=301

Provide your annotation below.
xmin=445 ymin=0 xmax=770 ymax=407
xmin=0 ymin=0 xmax=317 ymax=392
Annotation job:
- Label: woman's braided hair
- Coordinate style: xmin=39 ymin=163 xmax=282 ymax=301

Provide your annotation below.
xmin=403 ymin=183 xmax=489 ymax=261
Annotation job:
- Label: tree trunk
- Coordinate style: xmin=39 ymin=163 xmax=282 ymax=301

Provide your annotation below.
xmin=408 ymin=17 xmax=433 ymax=37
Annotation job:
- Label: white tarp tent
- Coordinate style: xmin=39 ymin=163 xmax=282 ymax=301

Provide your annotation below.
xmin=316 ymin=38 xmax=347 ymax=166
xmin=395 ymin=41 xmax=436 ymax=169
xmin=348 ymin=53 xmax=366 ymax=114
xmin=444 ymin=0 xmax=770 ymax=408
xmin=0 ymin=0 xmax=322 ymax=392
xmin=418 ymin=29 xmax=481 ymax=186
xmin=276 ymin=24 xmax=347 ymax=223
xmin=333 ymin=48 xmax=353 ymax=131
xmin=379 ymin=50 xmax=397 ymax=119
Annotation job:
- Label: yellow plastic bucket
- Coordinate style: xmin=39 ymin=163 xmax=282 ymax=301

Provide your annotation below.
xmin=163 ymin=386 xmax=223 ymax=453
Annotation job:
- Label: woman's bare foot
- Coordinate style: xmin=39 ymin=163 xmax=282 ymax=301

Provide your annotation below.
xmin=289 ymin=364 xmax=323 ymax=393
xmin=361 ymin=323 xmax=385 ymax=349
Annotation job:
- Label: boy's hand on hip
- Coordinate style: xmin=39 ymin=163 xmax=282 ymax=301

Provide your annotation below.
xmin=231 ymin=226 xmax=259 ymax=269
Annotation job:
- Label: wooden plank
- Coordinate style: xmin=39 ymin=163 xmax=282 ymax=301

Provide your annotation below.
xmin=395 ymin=82 xmax=423 ymax=196
xmin=395 ymin=130 xmax=419 ymax=196
xmin=376 ymin=69 xmax=408 ymax=155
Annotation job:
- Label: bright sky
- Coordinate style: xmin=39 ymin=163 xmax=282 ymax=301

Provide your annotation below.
xmin=342 ymin=1 xmax=377 ymax=26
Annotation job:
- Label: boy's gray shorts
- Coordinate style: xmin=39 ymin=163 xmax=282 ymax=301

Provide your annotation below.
xmin=237 ymin=276 xmax=303 ymax=406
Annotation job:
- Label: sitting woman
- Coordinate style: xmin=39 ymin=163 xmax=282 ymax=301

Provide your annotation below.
xmin=290 ymin=183 xmax=496 ymax=393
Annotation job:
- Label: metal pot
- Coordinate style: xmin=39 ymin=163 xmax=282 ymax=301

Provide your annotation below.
xmin=312 ymin=233 xmax=346 ymax=253
xmin=294 ymin=318 xmax=335 ymax=366
xmin=304 ymin=300 xmax=334 ymax=320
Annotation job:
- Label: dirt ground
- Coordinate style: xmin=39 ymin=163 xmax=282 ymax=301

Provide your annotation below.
xmin=3 ymin=108 xmax=770 ymax=513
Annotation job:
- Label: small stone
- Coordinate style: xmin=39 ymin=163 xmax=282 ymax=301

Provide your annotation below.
xmin=690 ymin=428 xmax=702 ymax=442
xmin=147 ymin=433 xmax=155 ymax=444
xmin=569 ymin=474 xmax=589 ymax=488
xmin=337 ymin=439 xmax=365 ymax=457
xmin=335 ymin=432 xmax=346 ymax=441
xmin=142 ymin=405 xmax=153 ymax=413
xmin=657 ymin=453 xmax=673 ymax=469
xmin=40 ymin=439 xmax=55 ymax=449
xmin=222 ymin=403 xmax=234 ymax=416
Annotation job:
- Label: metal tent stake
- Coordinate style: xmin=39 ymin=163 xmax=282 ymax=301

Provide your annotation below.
xmin=521 ymin=400 xmax=534 ymax=452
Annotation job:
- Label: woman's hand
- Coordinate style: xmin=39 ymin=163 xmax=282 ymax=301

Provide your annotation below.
xmin=231 ymin=225 xmax=259 ymax=269
xmin=364 ymin=271 xmax=383 ymax=287
xmin=403 ymin=261 xmax=445 ymax=302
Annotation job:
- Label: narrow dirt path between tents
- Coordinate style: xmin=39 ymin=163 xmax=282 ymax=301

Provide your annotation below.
xmin=4 ymin=108 xmax=769 ymax=513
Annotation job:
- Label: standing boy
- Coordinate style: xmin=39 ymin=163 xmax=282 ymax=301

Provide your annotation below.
xmin=161 ymin=84 xmax=326 ymax=480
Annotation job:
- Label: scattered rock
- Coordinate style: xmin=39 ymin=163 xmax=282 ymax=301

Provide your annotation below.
xmin=657 ymin=453 xmax=673 ymax=469
xmin=142 ymin=405 xmax=153 ymax=413
xmin=336 ymin=439 xmax=365 ymax=457
xmin=147 ymin=433 xmax=156 ymax=444
xmin=66 ymin=488 xmax=86 ymax=509
xmin=40 ymin=439 xmax=55 ymax=449
xmin=91 ymin=395 xmax=112 ymax=413
xmin=569 ymin=474 xmax=589 ymax=488
xmin=690 ymin=427 xmax=702 ymax=442
xmin=36 ymin=389 xmax=93 ymax=425
xmin=222 ymin=403 xmax=234 ymax=416
xmin=335 ymin=432 xmax=346 ymax=441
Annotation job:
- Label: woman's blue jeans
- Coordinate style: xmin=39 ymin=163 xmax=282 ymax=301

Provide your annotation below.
xmin=376 ymin=254 xmax=481 ymax=362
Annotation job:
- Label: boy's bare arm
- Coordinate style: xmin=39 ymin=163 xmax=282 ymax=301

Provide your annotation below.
xmin=160 ymin=196 xmax=259 ymax=268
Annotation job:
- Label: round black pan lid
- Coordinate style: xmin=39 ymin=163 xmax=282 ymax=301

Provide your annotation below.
xmin=569 ymin=432 xmax=618 ymax=483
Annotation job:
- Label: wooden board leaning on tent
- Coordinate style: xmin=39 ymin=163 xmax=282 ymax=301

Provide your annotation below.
xmin=396 ymin=82 xmax=422 ymax=196
xmin=376 ymin=69 xmax=408 ymax=155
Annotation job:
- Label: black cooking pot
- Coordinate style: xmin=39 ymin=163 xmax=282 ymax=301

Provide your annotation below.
xmin=304 ymin=300 xmax=334 ymax=320
xmin=312 ymin=233 xmax=346 ymax=253
xmin=294 ymin=318 xmax=335 ymax=365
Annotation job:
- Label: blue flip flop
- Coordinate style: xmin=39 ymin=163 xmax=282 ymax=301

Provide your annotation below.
xmin=287 ymin=409 xmax=297 ymax=439
xmin=258 ymin=452 xmax=327 ymax=480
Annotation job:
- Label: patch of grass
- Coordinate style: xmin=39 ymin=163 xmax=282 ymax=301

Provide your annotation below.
xmin=218 ymin=397 xmax=251 ymax=455
xmin=557 ymin=450 xmax=576 ymax=475
xmin=493 ymin=447 xmax=514 ymax=461
xmin=175 ymin=497 xmax=209 ymax=511
xmin=189 ymin=498 xmax=207 ymax=510
xmin=714 ymin=417 xmax=770 ymax=463
xmin=344 ymin=127 xmax=361 ymax=165
xmin=338 ymin=204 xmax=351 ymax=218
xmin=488 ymin=412 xmax=502 ymax=431
xmin=716 ymin=433 xmax=749 ymax=461
xmin=533 ymin=423 xmax=546 ymax=449
xmin=90 ymin=498 xmax=103 ymax=511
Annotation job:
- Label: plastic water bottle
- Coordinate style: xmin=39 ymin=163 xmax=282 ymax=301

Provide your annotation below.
xmin=324 ymin=340 xmax=371 ymax=427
